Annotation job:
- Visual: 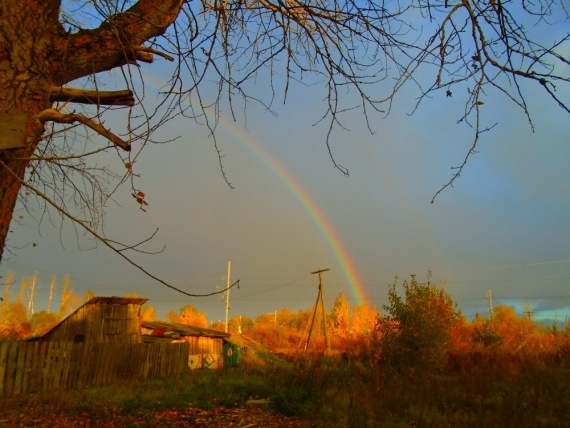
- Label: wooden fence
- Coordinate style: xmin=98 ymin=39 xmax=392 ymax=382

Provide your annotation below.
xmin=0 ymin=341 xmax=189 ymax=397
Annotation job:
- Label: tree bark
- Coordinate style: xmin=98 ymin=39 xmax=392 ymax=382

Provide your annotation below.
xmin=0 ymin=1 xmax=60 ymax=261
xmin=0 ymin=0 xmax=185 ymax=262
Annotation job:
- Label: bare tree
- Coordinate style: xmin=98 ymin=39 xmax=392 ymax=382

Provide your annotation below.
xmin=0 ymin=1 xmax=568 ymax=293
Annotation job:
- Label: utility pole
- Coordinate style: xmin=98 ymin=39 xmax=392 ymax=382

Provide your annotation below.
xmin=523 ymin=309 xmax=535 ymax=320
xmin=225 ymin=261 xmax=231 ymax=333
xmin=314 ymin=269 xmax=330 ymax=352
xmin=523 ymin=302 xmax=535 ymax=320
xmin=301 ymin=268 xmax=330 ymax=354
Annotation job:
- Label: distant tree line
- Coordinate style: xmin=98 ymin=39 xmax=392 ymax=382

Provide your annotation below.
xmin=3 ymin=271 xmax=570 ymax=374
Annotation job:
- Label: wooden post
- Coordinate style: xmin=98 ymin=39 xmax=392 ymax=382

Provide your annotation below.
xmin=225 ymin=261 xmax=231 ymax=333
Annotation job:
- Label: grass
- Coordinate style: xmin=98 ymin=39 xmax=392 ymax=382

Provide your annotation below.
xmin=1 ymin=353 xmax=569 ymax=427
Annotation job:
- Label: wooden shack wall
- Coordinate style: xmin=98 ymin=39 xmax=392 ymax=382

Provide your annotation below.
xmin=46 ymin=303 xmax=141 ymax=344
xmin=185 ymin=336 xmax=224 ymax=354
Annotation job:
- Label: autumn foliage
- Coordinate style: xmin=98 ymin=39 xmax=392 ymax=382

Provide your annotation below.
xmin=2 ymin=271 xmax=570 ymax=377
xmin=167 ymin=304 xmax=208 ymax=328
xmin=0 ymin=272 xmax=80 ymax=339
xmin=238 ymin=275 xmax=570 ymax=376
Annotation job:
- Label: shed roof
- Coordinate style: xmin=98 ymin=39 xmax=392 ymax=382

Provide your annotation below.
xmin=141 ymin=320 xmax=230 ymax=339
xmin=85 ymin=296 xmax=149 ymax=306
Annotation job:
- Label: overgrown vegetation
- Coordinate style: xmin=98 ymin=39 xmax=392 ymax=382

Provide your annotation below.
xmin=1 ymin=351 xmax=569 ymax=427
xmin=2 ymin=274 xmax=570 ymax=426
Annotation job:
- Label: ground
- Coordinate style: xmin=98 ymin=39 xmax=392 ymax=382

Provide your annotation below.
xmin=0 ymin=403 xmax=306 ymax=427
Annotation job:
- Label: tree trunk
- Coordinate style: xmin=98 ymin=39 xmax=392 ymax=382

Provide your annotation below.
xmin=0 ymin=1 xmax=60 ymax=262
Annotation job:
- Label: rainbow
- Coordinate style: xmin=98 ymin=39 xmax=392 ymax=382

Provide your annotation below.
xmin=143 ymin=75 xmax=367 ymax=304
xmin=216 ymin=119 xmax=368 ymax=305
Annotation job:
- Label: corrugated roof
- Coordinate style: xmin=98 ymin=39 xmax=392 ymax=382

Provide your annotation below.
xmin=85 ymin=296 xmax=149 ymax=305
xmin=141 ymin=320 xmax=230 ymax=338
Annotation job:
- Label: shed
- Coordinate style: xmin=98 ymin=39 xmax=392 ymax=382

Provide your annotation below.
xmin=141 ymin=320 xmax=230 ymax=369
xmin=34 ymin=296 xmax=148 ymax=344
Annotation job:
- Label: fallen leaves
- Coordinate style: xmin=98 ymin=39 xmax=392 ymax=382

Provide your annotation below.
xmin=0 ymin=403 xmax=306 ymax=428
xmin=151 ymin=406 xmax=305 ymax=427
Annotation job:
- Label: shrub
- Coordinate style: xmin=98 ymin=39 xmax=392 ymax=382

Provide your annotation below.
xmin=374 ymin=274 xmax=463 ymax=373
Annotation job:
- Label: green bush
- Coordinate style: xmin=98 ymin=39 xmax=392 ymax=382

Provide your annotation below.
xmin=375 ymin=274 xmax=462 ymax=373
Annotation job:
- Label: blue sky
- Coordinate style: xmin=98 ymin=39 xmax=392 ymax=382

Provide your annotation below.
xmin=2 ymin=5 xmax=569 ymax=325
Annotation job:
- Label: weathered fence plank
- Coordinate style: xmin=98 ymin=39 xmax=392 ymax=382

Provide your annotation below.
xmin=4 ymin=343 xmax=19 ymax=395
xmin=27 ymin=344 xmax=39 ymax=391
xmin=20 ymin=342 xmax=34 ymax=393
xmin=0 ymin=341 xmax=8 ymax=396
xmin=14 ymin=341 xmax=27 ymax=394
xmin=0 ymin=342 xmax=190 ymax=397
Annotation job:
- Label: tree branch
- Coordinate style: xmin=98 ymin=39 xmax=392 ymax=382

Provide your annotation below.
xmin=133 ymin=46 xmax=175 ymax=63
xmin=37 ymin=109 xmax=131 ymax=151
xmin=58 ymin=0 xmax=184 ymax=83
xmin=49 ymin=86 xmax=135 ymax=106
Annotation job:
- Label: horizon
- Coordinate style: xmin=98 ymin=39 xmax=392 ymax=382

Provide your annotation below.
xmin=2 ymin=262 xmax=568 ymax=326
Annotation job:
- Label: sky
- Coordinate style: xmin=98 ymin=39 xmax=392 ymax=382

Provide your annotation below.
xmin=1 ymin=5 xmax=570 ymax=326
